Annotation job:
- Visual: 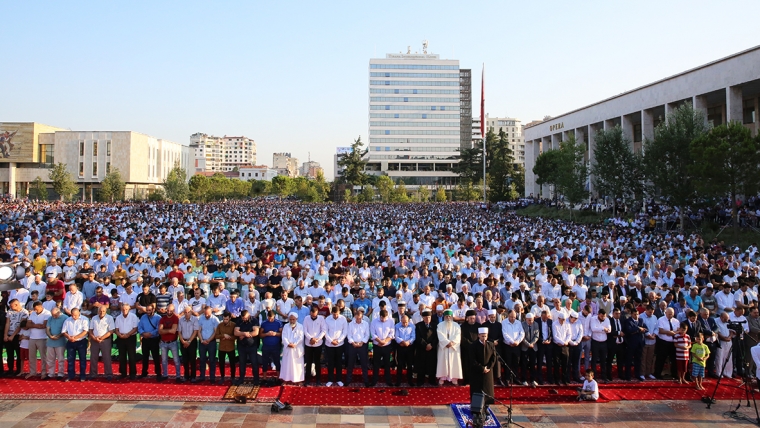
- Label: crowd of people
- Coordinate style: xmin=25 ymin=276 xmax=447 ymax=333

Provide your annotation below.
xmin=0 ymin=199 xmax=759 ymax=398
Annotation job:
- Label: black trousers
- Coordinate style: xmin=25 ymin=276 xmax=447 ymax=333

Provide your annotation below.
xmin=372 ymin=344 xmax=392 ymax=384
xmin=607 ymin=342 xmax=627 ymax=380
xmin=140 ymin=336 xmax=161 ymax=376
xmin=5 ymin=336 xmax=21 ymax=374
xmin=705 ymin=341 xmax=717 ymax=376
xmin=325 ymin=345 xmax=343 ymax=383
xmin=395 ymin=345 xmax=415 ymax=385
xmin=552 ymin=344 xmax=569 ymax=383
xmin=218 ymin=350 xmax=238 ymax=379
xmin=180 ymin=338 xmax=197 ymax=380
xmin=346 ymin=343 xmax=369 ymax=385
xmin=626 ymin=342 xmax=643 ymax=379
xmin=733 ymin=337 xmax=745 ymax=377
xmin=569 ymin=345 xmax=581 ymax=381
xmin=416 ymin=348 xmax=437 ymax=385
xmin=536 ymin=342 xmax=554 ymax=383
xmin=654 ymin=338 xmax=677 ymax=378
xmin=238 ymin=344 xmax=260 ymax=383
xmin=304 ymin=345 xmax=322 ymax=384
xmin=521 ymin=348 xmax=537 ymax=383
xmin=503 ymin=345 xmax=521 ymax=383
xmin=117 ymin=335 xmax=137 ymax=378
xmin=591 ymin=340 xmax=608 ymax=380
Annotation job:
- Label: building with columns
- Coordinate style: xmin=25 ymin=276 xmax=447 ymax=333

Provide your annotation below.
xmin=524 ymin=45 xmax=760 ymax=197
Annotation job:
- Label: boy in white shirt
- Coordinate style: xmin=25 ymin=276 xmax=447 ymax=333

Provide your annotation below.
xmin=577 ymin=369 xmax=599 ymax=401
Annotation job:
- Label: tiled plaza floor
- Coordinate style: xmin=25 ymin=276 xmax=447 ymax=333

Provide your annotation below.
xmin=0 ymin=399 xmax=756 ymax=427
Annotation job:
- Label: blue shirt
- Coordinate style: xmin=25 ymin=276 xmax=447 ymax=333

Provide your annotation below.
xmin=394 ymin=321 xmax=416 ymax=344
xmin=198 ymin=314 xmax=220 ymax=341
xmin=138 ymin=313 xmax=161 ymax=337
xmin=294 ymin=305 xmax=311 ymax=323
xmin=353 ymin=297 xmax=371 ymax=313
xmin=47 ymin=314 xmax=69 ymax=347
xmin=684 ymin=294 xmax=702 ymax=312
xmin=261 ymin=319 xmax=282 ymax=348
xmin=225 ymin=297 xmax=244 ymax=317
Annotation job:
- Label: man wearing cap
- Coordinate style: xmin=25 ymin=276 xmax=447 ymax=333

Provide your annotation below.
xmin=434 ymin=304 xmax=446 ymax=326
xmin=280 ymin=312 xmax=304 ymax=383
xmin=469 ymin=327 xmax=496 ymax=409
xmin=552 ymin=311 xmax=571 ymax=385
xmin=415 ymin=309 xmax=438 ymax=385
xmin=436 ymin=309 xmax=463 ymax=385
xmin=460 ymin=310 xmax=481 ymax=385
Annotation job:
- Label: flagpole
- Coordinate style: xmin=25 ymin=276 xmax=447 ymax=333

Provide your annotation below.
xmin=481 ymin=64 xmax=486 ymax=203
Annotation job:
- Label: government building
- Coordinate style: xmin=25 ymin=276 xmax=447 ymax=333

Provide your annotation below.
xmin=524 ymin=45 xmax=760 ymax=197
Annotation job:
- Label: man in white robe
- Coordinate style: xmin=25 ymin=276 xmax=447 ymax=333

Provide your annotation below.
xmin=715 ymin=312 xmax=734 ymax=378
xmin=436 ymin=309 xmax=463 ymax=384
xmin=280 ymin=312 xmax=305 ymax=383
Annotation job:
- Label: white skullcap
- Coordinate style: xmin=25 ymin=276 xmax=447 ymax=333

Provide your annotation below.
xmin=557 ymin=312 xmax=566 ymax=319
xmin=488 ymin=309 xmax=497 ymax=315
xmin=569 ymin=311 xmax=578 ymax=319
xmin=478 ymin=327 xmax=489 ymax=334
xmin=466 ymin=296 xmax=474 ymax=302
xmin=288 ymin=312 xmax=298 ymax=319
xmin=525 ymin=313 xmax=534 ymax=319
xmin=325 ymin=298 xmax=332 ymax=304
xmin=436 ymin=305 xmax=444 ymax=311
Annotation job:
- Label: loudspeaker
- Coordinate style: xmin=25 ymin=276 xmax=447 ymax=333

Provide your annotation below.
xmin=470 ymin=392 xmax=485 ymax=413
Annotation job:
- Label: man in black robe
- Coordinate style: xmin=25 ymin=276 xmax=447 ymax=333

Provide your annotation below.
xmin=460 ymin=310 xmax=481 ymax=385
xmin=483 ymin=309 xmax=505 ymax=386
xmin=469 ymin=327 xmax=497 ymax=408
xmin=414 ymin=309 xmax=438 ymax=385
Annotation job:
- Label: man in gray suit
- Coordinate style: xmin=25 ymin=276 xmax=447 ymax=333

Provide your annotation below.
xmin=520 ymin=312 xmax=540 ymax=386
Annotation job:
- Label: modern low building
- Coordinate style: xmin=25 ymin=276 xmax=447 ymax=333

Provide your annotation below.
xmin=239 ymin=165 xmax=279 ymax=181
xmin=524 ymin=45 xmax=760 ymax=197
xmin=0 ymin=122 xmax=191 ymax=199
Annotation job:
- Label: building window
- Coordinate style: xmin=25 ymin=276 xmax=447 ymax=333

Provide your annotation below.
xmin=79 ymin=162 xmax=84 ymax=177
xmin=79 ymin=141 xmax=85 ymax=156
xmin=633 ymin=123 xmax=642 ymax=142
xmin=92 ymin=141 xmax=98 ymax=156
xmin=92 ymin=162 xmax=98 ymax=176
xmin=744 ymin=99 xmax=756 ymax=124
xmin=39 ymin=144 xmax=54 ymax=164
xmin=106 ymin=162 xmax=111 ymax=173
xmin=106 ymin=140 xmax=111 ymax=156
xmin=707 ymin=106 xmax=723 ymax=127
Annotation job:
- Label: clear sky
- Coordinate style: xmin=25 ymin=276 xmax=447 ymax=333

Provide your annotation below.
xmin=2 ymin=1 xmax=758 ymax=179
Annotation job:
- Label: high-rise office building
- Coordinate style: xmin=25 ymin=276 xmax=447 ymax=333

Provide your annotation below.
xmin=367 ymin=43 xmax=461 ymax=186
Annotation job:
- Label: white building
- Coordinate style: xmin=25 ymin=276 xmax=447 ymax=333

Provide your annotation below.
xmin=273 ymin=152 xmax=299 ymax=177
xmin=300 ymin=161 xmax=323 ymax=179
xmin=239 ymin=165 xmax=279 ymax=181
xmin=482 ymin=115 xmax=525 ymax=167
xmin=524 ymin=45 xmax=760 ymax=198
xmin=334 ymin=147 xmax=351 ymax=181
xmin=367 ymin=46 xmax=462 ymax=187
xmin=189 ymin=132 xmax=256 ymax=173
xmin=0 ymin=123 xmax=191 ymax=199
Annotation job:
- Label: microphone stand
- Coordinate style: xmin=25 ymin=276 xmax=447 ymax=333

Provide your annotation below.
xmin=493 ymin=351 xmax=526 ymax=428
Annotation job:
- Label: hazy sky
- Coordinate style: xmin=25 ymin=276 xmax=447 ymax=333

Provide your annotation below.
xmin=2 ymin=1 xmax=758 ymax=179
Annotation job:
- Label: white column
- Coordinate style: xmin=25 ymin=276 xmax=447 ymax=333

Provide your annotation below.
xmin=621 ymin=115 xmax=634 ymax=150
xmin=642 ymin=109 xmax=654 ymax=143
xmin=525 ymin=140 xmax=535 ymax=197
xmin=726 ymin=85 xmax=743 ymax=124
xmin=603 ymin=119 xmax=616 ymax=131
xmin=755 ymin=97 xmax=760 ymax=137
xmin=587 ymin=125 xmax=597 ymax=195
xmin=542 ymin=136 xmax=552 ymax=198
xmin=693 ymin=95 xmax=708 ymax=124
xmin=551 ymin=133 xmax=560 ymax=150
xmin=8 ymin=163 xmax=16 ymax=198
xmin=664 ymin=102 xmax=675 ymax=125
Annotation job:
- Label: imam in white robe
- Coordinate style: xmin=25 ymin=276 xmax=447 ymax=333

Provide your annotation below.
xmin=280 ymin=322 xmax=305 ymax=382
xmin=436 ymin=321 xmax=463 ymax=381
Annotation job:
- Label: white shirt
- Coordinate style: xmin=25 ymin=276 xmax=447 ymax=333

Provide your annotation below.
xmin=303 ymin=315 xmax=327 ymax=347
xmin=324 ymin=314 xmax=348 ymax=347
xmin=63 ymin=291 xmax=83 ymax=313
xmin=716 ymin=291 xmax=737 ymax=313
xmin=589 ymin=316 xmax=611 ymax=342
xmin=552 ymin=320 xmax=572 ymax=345
xmin=90 ymin=314 xmax=115 ymax=337
xmin=62 ymin=316 xmax=90 ymax=339
xmin=115 ymin=312 xmax=139 ymax=334
xmin=370 ymin=317 xmax=395 ymax=346
xmin=657 ymin=316 xmax=679 ymax=342
xmin=501 ymin=319 xmax=525 ymax=345
xmin=347 ymin=319 xmax=370 ymax=344
xmin=568 ymin=320 xmax=584 ymax=346
xmin=28 ymin=309 xmax=52 ymax=340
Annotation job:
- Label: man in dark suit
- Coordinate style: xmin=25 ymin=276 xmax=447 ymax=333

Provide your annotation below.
xmin=535 ymin=310 xmax=554 ymax=385
xmin=521 ymin=312 xmax=540 ymax=386
xmin=685 ymin=310 xmax=703 ymax=342
xmin=469 ymin=327 xmax=497 ymax=408
xmin=697 ymin=308 xmax=719 ymax=377
xmin=414 ymin=310 xmax=438 ymax=385
xmin=607 ymin=308 xmax=627 ymax=380
xmin=622 ymin=304 xmax=645 ymax=381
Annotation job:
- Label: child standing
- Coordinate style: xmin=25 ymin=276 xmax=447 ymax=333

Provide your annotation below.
xmin=18 ymin=321 xmax=30 ymax=377
xmin=690 ymin=332 xmax=710 ymax=390
xmin=674 ymin=321 xmax=692 ymax=384
xmin=577 ymin=369 xmax=599 ymax=401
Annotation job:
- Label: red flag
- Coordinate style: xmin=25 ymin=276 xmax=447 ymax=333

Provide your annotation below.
xmin=480 ymin=64 xmax=485 ymax=139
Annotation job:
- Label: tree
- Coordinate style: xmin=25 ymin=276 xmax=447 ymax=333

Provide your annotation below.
xmin=99 ymin=168 xmax=126 ymax=202
xmin=188 ymin=174 xmax=211 ymax=202
xmin=591 ymin=126 xmax=642 ymax=215
xmin=375 ymin=175 xmax=394 ymax=203
xmin=249 ymin=179 xmax=271 ymax=197
xmin=391 ymin=180 xmax=410 ymax=203
xmin=435 ymin=187 xmax=447 ymax=202
xmin=691 ymin=121 xmax=760 ymax=235
xmin=555 ymin=136 xmax=589 ymax=214
xmin=643 ymin=104 xmax=708 ymax=231
xmin=271 ymin=175 xmax=294 ymax=198
xmin=455 ymin=180 xmax=480 ymax=201
xmin=163 ymin=162 xmax=189 ymax=201
xmin=31 ymin=176 xmax=48 ymax=201
xmin=417 ymin=185 xmax=430 ymax=202
xmin=49 ymin=162 xmax=78 ymax=201
xmin=208 ymin=173 xmax=229 ymax=200
xmin=148 ymin=188 xmax=166 ymax=201
xmin=337 ymin=136 xmax=368 ymax=187
xmin=512 ymin=165 xmax=525 ymax=197
xmin=343 ymin=188 xmax=355 ymax=203
xmin=532 ymin=149 xmax=563 ymax=198
xmin=453 ymin=145 xmax=482 ymax=183
xmin=312 ymin=170 xmax=331 ymax=202
xmin=487 ymin=130 xmax=516 ymax=201
xmin=358 ymin=186 xmax=376 ymax=203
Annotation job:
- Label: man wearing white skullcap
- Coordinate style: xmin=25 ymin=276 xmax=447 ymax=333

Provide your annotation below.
xmin=469 ymin=326 xmax=497 ymax=408
xmin=279 ymin=312 xmax=304 ymax=383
